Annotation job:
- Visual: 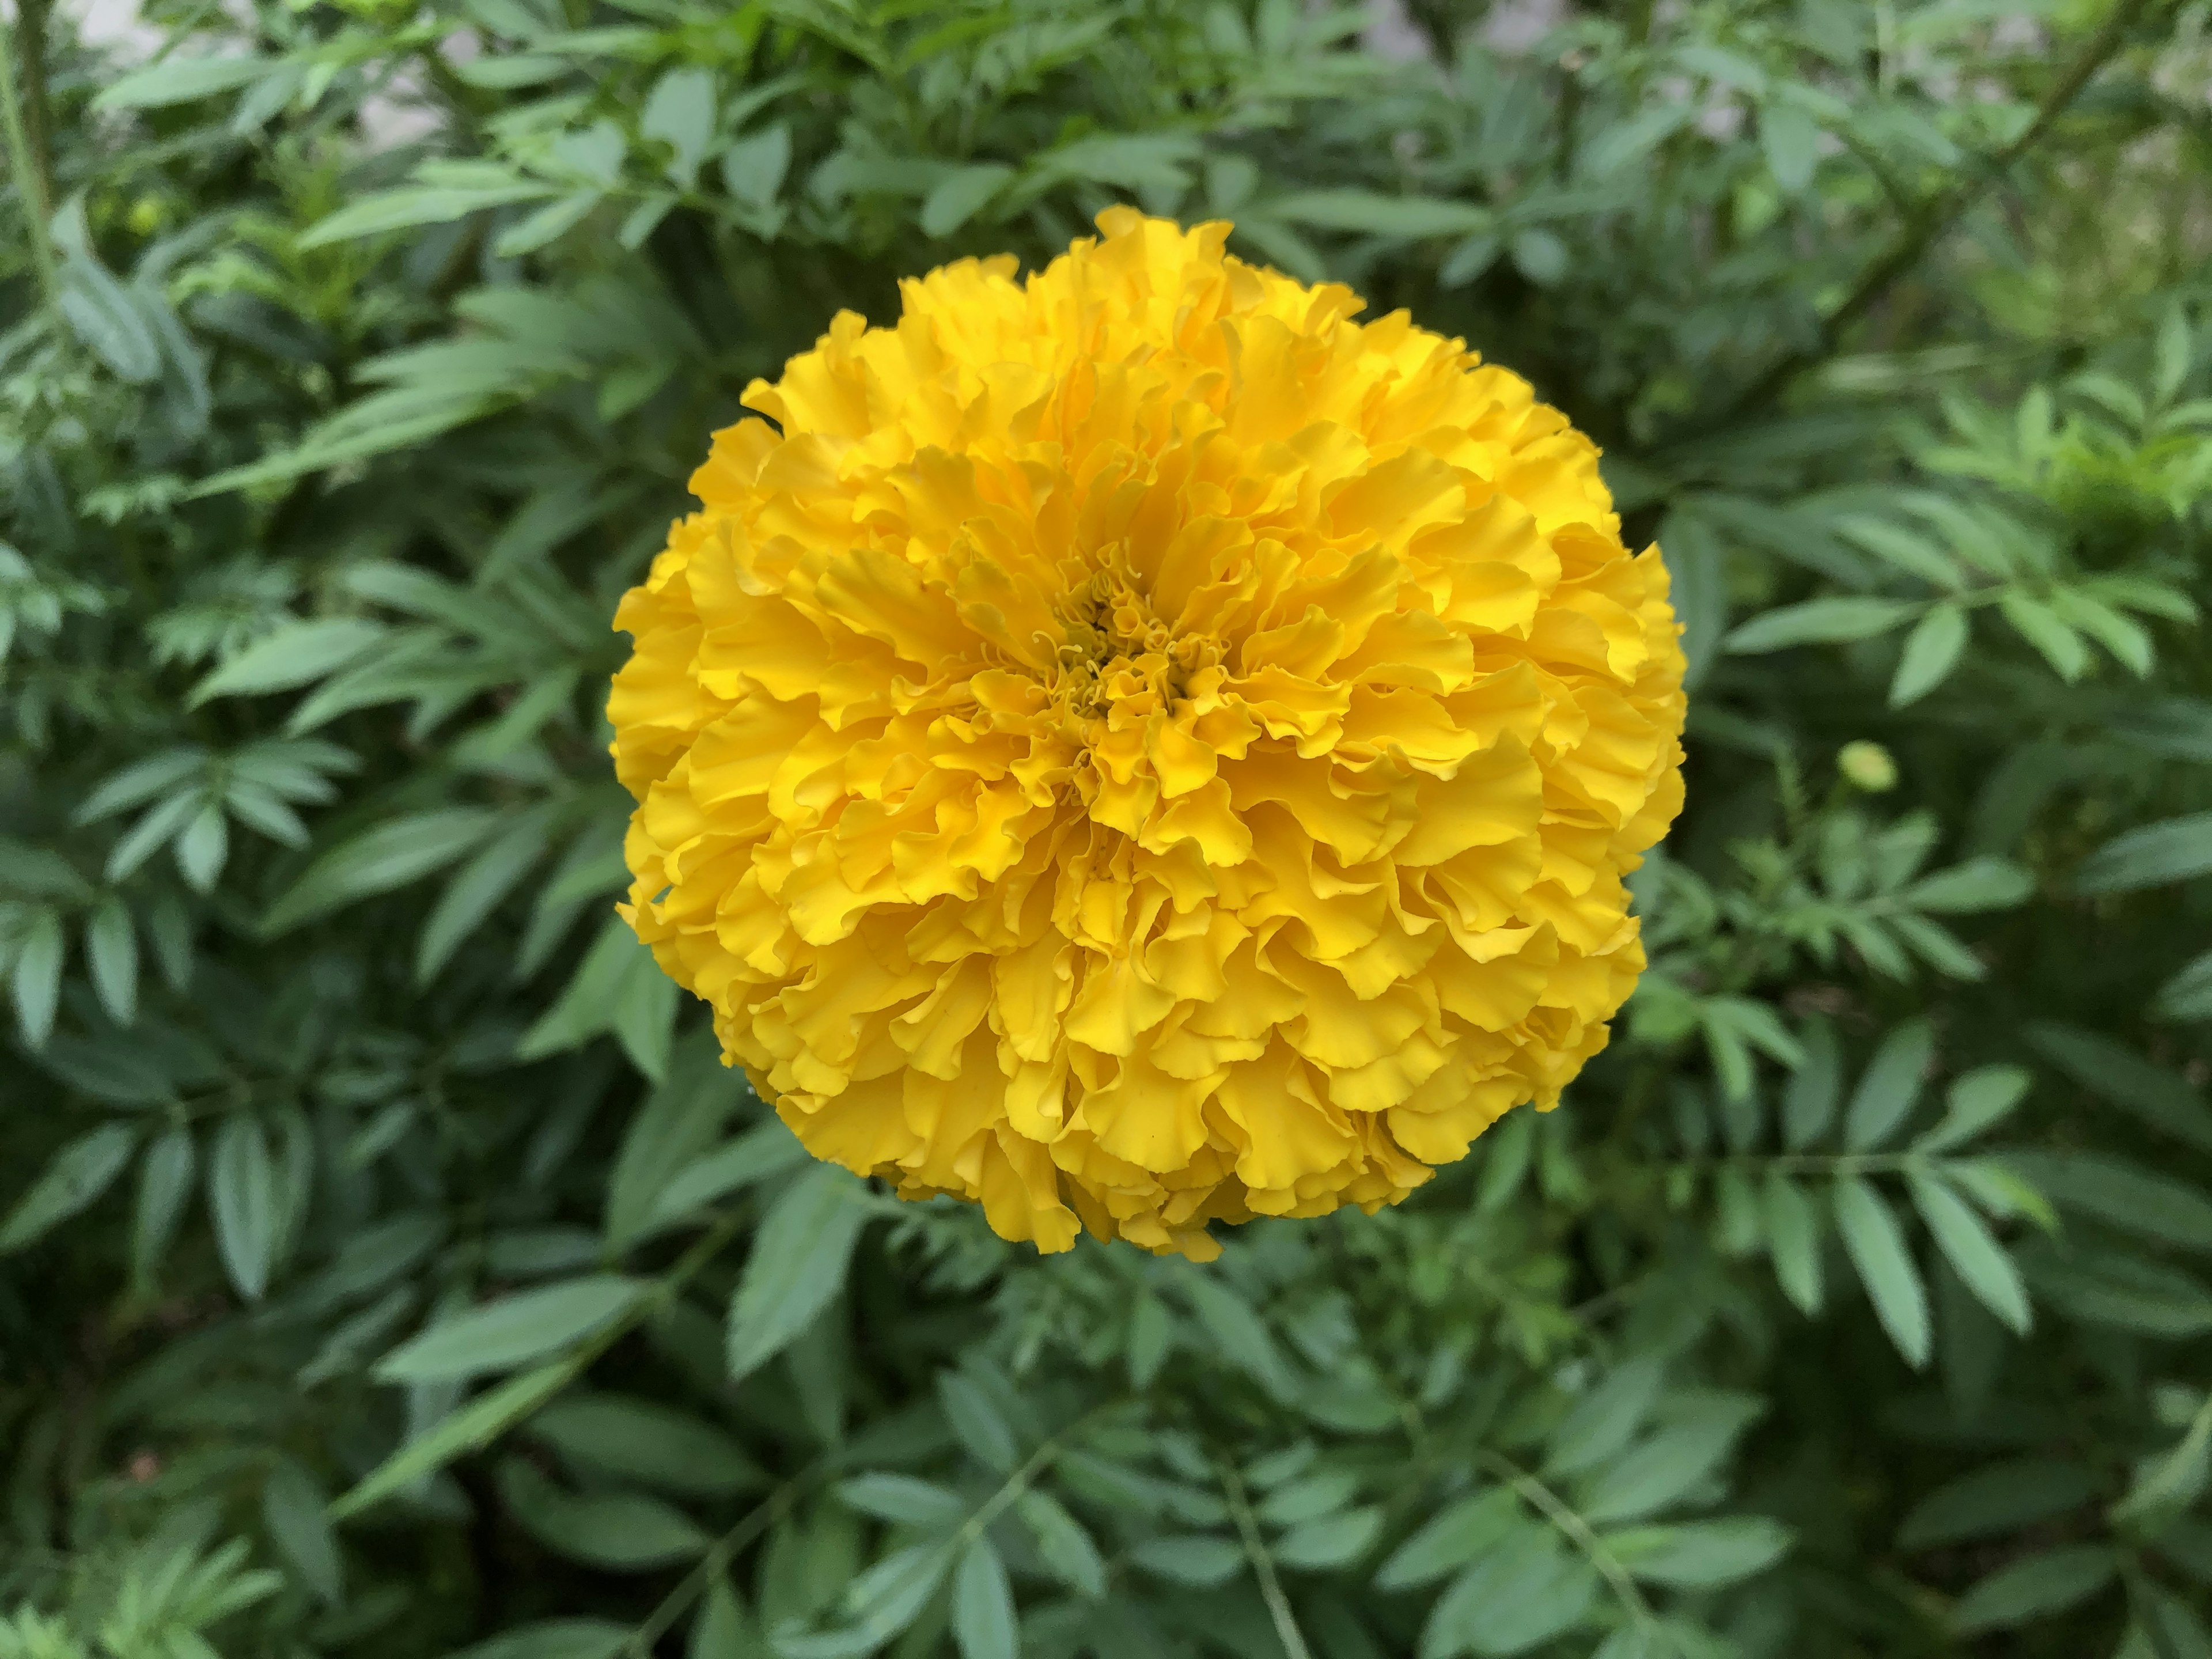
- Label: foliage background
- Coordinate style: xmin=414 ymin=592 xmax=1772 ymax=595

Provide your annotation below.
xmin=5 ymin=0 xmax=2212 ymax=1655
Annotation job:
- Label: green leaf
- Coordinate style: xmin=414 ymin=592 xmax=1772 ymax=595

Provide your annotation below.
xmin=1843 ymin=1020 xmax=1933 ymax=1150
xmin=1949 ymin=1545 xmax=2116 ymax=1633
xmin=1375 ymin=1488 xmax=1518 ymax=1590
xmin=2074 ymin=811 xmax=2212 ymax=896
xmin=939 ymin=1369 xmax=1019 ymax=1474
xmin=209 ymin=1116 xmax=278 ymax=1300
xmin=1180 ymin=1271 xmax=1296 ymax=1402
xmin=1915 ymin=1065 xmax=2031 ymax=1152
xmin=642 ymin=67 xmax=716 ymax=187
xmin=59 ymin=259 xmax=162 ymax=382
xmin=1275 ymin=1506 xmax=1384 ymax=1569
xmin=1610 ymin=1516 xmax=1792 ymax=1586
xmin=188 ymin=618 xmax=387 ymax=706
xmin=921 ymin=164 xmax=1014 ymax=237
xmin=838 ymin=1543 xmax=953 ymax=1643
xmin=10 ymin=904 xmax=64 ymax=1048
xmin=530 ymin=1393 xmax=761 ymax=1497
xmin=690 ymin=1578 xmax=751 ymax=1659
xmin=838 ymin=1473 xmax=965 ymax=1528
xmin=1903 ymin=857 xmax=2032 ymax=914
xmin=1128 ymin=1535 xmax=1243 ymax=1587
xmin=1764 ymin=1172 xmax=1824 ymax=1315
xmin=2025 ymin=1022 xmax=2212 ymax=1151
xmin=2156 ymin=949 xmax=2212 ymax=1023
xmin=721 ymin=124 xmax=793 ymax=209
xmin=445 ymin=1620 xmax=631 ymax=1659
xmin=133 ymin=1127 xmax=197 ymax=1286
xmin=332 ymin=1359 xmax=580 ymax=1519
xmin=1835 ymin=1178 xmax=1930 ymax=1365
xmin=1888 ymin=600 xmax=1969 ymax=705
xmin=1578 ymin=1401 xmax=1760 ymax=1526
xmin=1017 ymin=1491 xmax=1105 ymax=1597
xmin=1266 ymin=191 xmax=1493 ymax=238
xmin=1897 ymin=1459 xmax=2094 ymax=1550
xmin=1781 ymin=1017 xmax=1842 ymax=1149
xmin=416 ymin=807 xmax=557 ymax=983
xmin=262 ymin=1459 xmax=342 ymax=1604
xmin=1546 ymin=1355 xmax=1666 ymax=1478
xmin=1509 ymin=229 xmax=1567 ymax=287
xmin=646 ymin=1122 xmax=810 ymax=1237
xmin=604 ymin=1037 xmax=738 ymax=1247
xmin=492 ymin=192 xmax=604 ymax=259
xmin=299 ymin=181 xmax=559 ymax=248
xmin=725 ymin=1165 xmax=869 ymax=1381
xmin=498 ymin=1457 xmax=708 ymax=1569
xmin=376 ymin=1277 xmax=645 ymax=1383
xmin=1761 ymin=105 xmax=1820 ymax=193
xmin=263 ymin=809 xmax=501 ymax=936
xmin=94 ymin=53 xmax=272 ymax=108
xmin=83 ymin=898 xmax=138 ymax=1025
xmin=1997 ymin=592 xmax=2089 ymax=680
xmin=0 ymin=1123 xmax=137 ymax=1252
xmin=2004 ymin=1152 xmax=2212 ymax=1253
xmin=1724 ymin=596 xmax=1920 ymax=653
xmin=952 ymin=1538 xmax=1017 ymax=1659
xmin=1908 ymin=1174 xmax=2030 ymax=1333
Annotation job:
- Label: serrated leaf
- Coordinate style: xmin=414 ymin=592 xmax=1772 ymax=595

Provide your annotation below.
xmin=1764 ymin=1172 xmax=1824 ymax=1315
xmin=1949 ymin=1545 xmax=2116 ymax=1633
xmin=188 ymin=618 xmax=387 ymax=706
xmin=1610 ymin=1516 xmax=1792 ymax=1586
xmin=263 ymin=808 xmax=501 ymax=936
xmin=1835 ymin=1178 xmax=1930 ymax=1365
xmin=0 ymin=1123 xmax=137 ymax=1252
xmin=262 ymin=1459 xmax=342 ymax=1604
xmin=726 ymin=1165 xmax=868 ymax=1381
xmin=10 ymin=904 xmax=64 ymax=1048
xmin=1843 ymin=1021 xmax=1933 ymax=1150
xmin=1375 ymin=1487 xmax=1518 ymax=1590
xmin=1889 ymin=601 xmax=1969 ymax=706
xmin=921 ymin=164 xmax=1012 ymax=237
xmin=375 ymin=1277 xmax=644 ymax=1382
xmin=1897 ymin=1459 xmax=2094 ymax=1550
xmin=332 ymin=1360 xmax=579 ymax=1519
xmin=209 ymin=1116 xmax=278 ymax=1300
xmin=952 ymin=1539 xmax=1017 ymax=1659
xmin=1909 ymin=1173 xmax=2030 ymax=1333
xmin=2074 ymin=811 xmax=2212 ymax=896
xmin=1725 ymin=596 xmax=1919 ymax=653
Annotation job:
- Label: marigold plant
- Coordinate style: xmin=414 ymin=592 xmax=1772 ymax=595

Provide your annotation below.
xmin=610 ymin=209 xmax=1687 ymax=1257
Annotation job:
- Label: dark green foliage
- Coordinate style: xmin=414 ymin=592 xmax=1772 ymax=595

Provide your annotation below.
xmin=3 ymin=1 xmax=2211 ymax=1656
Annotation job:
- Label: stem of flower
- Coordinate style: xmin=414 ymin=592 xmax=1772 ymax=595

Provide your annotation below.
xmin=0 ymin=2 xmax=60 ymax=309
xmin=1477 ymin=1450 xmax=1658 ymax=1630
xmin=1217 ymin=1456 xmax=1315 ymax=1659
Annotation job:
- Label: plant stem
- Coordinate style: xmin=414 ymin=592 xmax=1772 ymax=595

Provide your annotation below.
xmin=1702 ymin=0 xmax=2164 ymax=430
xmin=1217 ymin=1456 xmax=1315 ymax=1659
xmin=620 ymin=1461 xmax=827 ymax=1657
xmin=1477 ymin=1450 xmax=1658 ymax=1630
xmin=0 ymin=1 xmax=60 ymax=308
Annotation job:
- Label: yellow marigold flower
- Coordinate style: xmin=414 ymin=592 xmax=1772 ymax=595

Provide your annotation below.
xmin=609 ymin=210 xmax=1687 ymax=1260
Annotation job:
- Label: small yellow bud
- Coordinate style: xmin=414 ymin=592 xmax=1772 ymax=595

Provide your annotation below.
xmin=127 ymin=196 xmax=165 ymax=236
xmin=1838 ymin=741 xmax=1897 ymax=793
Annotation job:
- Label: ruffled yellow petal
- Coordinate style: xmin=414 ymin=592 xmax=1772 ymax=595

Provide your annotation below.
xmin=609 ymin=209 xmax=1687 ymax=1257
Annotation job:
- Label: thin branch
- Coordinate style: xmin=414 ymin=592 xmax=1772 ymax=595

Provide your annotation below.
xmin=1217 ymin=1456 xmax=1316 ymax=1659
xmin=1700 ymin=0 xmax=2165 ymax=432
xmin=1478 ymin=1450 xmax=1658 ymax=1631
xmin=620 ymin=1461 xmax=827 ymax=1658
xmin=0 ymin=5 xmax=59 ymax=308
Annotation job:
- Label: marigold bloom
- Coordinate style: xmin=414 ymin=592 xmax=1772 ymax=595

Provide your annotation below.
xmin=609 ymin=210 xmax=1686 ymax=1259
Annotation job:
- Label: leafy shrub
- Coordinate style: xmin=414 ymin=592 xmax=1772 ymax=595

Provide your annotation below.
xmin=3 ymin=1 xmax=2211 ymax=1656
